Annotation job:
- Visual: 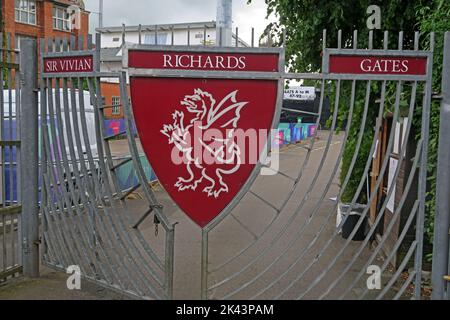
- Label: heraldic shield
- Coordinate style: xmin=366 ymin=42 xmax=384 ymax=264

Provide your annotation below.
xmin=125 ymin=46 xmax=283 ymax=228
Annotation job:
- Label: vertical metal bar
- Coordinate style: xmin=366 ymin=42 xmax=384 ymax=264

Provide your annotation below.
xmin=7 ymin=34 xmax=13 ymax=207
xmin=201 ymin=229 xmax=208 ymax=300
xmin=251 ymin=27 xmax=255 ymax=47
xmin=203 ymin=25 xmax=207 ymax=46
xmin=398 ymin=31 xmax=404 ymax=50
xmin=2 ymin=214 xmax=5 ymax=271
xmin=368 ymin=30 xmax=373 ymax=49
xmin=165 ymin=225 xmax=175 ymax=299
xmin=337 ymin=30 xmax=342 ymax=49
xmin=384 ymin=30 xmax=389 ymax=50
xmin=415 ymin=32 xmax=434 ymax=299
xmin=171 ymin=26 xmax=174 ymax=46
xmin=216 ymin=0 xmax=232 ymax=46
xmin=98 ymin=0 xmax=104 ymax=28
xmin=138 ymin=24 xmax=142 ymax=45
xmin=0 ymin=37 xmax=4 ymax=210
xmin=39 ymin=38 xmax=48 ymax=265
xmin=19 ymin=38 xmax=39 ymax=277
xmin=235 ymin=27 xmax=238 ymax=47
xmin=88 ymin=34 xmax=93 ymax=50
xmin=433 ymin=31 xmax=450 ymax=300
xmin=78 ymin=35 xmax=84 ymax=52
xmin=154 ymin=24 xmax=158 ymax=45
xmin=15 ymin=35 xmax=21 ymax=211
xmin=414 ymin=32 xmax=420 ymax=51
xmin=4 ymin=34 xmax=14 ymax=266
xmin=122 ymin=23 xmax=126 ymax=47
xmin=13 ymin=35 xmax=22 ymax=265
xmin=62 ymin=36 xmax=68 ymax=53
xmin=0 ymin=34 xmax=4 ymax=210
xmin=187 ymin=25 xmax=190 ymax=46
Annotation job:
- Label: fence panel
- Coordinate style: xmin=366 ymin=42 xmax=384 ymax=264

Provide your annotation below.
xmin=0 ymin=33 xmax=22 ymax=282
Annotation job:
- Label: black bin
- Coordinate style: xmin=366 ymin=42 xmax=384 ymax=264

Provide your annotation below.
xmin=341 ymin=209 xmax=367 ymax=241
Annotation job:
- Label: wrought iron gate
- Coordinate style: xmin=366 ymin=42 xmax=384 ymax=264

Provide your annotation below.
xmin=37 ymin=28 xmax=444 ymax=300
xmin=39 ymin=35 xmax=175 ymax=299
xmin=190 ymin=29 xmax=434 ymax=300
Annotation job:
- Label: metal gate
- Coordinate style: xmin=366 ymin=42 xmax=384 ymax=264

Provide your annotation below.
xmin=187 ymin=29 xmax=434 ymax=300
xmin=0 ymin=33 xmax=22 ymax=282
xmin=39 ymin=35 xmax=175 ymax=299
xmin=36 ymin=28 xmax=444 ymax=300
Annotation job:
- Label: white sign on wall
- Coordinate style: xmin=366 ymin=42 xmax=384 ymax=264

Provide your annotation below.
xmin=284 ymin=86 xmax=316 ymax=101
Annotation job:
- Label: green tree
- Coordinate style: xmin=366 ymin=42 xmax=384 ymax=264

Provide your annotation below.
xmin=251 ymin=0 xmax=428 ymax=71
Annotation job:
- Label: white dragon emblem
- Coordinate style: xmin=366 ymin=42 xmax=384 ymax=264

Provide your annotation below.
xmin=161 ymin=89 xmax=248 ymax=198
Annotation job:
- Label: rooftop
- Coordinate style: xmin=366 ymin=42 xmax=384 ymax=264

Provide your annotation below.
xmin=100 ymin=47 xmax=123 ymax=62
xmin=96 ymin=21 xmax=217 ymax=34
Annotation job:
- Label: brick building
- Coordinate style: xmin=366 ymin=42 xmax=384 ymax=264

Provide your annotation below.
xmin=100 ymin=81 xmax=129 ymax=120
xmin=1 ymin=0 xmax=90 ymax=50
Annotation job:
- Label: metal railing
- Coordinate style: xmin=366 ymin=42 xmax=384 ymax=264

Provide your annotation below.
xmin=0 ymin=205 xmax=22 ymax=281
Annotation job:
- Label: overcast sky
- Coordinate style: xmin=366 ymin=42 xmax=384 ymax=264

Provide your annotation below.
xmin=84 ymin=0 xmax=275 ymax=45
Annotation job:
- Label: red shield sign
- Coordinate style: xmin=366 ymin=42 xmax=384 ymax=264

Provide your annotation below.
xmin=126 ymin=48 xmax=281 ymax=228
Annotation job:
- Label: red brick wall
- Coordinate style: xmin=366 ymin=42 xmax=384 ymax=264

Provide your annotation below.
xmin=2 ymin=0 xmax=90 ymax=50
xmin=100 ymin=82 xmax=130 ymax=120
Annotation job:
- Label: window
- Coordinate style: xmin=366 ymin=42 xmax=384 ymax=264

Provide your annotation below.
xmin=144 ymin=33 xmax=168 ymax=45
xmin=15 ymin=0 xmax=37 ymax=25
xmin=112 ymin=37 xmax=120 ymax=42
xmin=53 ymin=6 xmax=70 ymax=31
xmin=111 ymin=97 xmax=121 ymax=115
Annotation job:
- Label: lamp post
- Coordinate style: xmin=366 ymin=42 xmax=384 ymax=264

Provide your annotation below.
xmin=216 ymin=0 xmax=232 ymax=47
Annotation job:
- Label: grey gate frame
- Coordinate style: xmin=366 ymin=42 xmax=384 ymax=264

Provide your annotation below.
xmin=39 ymin=34 xmax=175 ymax=300
xmin=433 ymin=31 xmax=450 ymax=300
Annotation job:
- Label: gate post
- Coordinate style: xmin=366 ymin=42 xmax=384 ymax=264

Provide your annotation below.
xmin=19 ymin=38 xmax=39 ymax=278
xmin=432 ymin=31 xmax=450 ymax=300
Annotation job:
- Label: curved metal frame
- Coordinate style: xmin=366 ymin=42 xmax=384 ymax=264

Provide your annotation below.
xmin=40 ymin=35 xmax=175 ymax=299
xmin=38 ymin=28 xmax=435 ymax=300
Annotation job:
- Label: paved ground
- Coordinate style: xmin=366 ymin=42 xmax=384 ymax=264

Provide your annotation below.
xmin=0 ymin=266 xmax=127 ymax=300
xmin=0 ymin=131 xmax=407 ymax=300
